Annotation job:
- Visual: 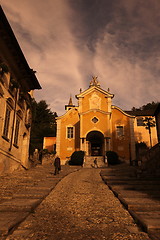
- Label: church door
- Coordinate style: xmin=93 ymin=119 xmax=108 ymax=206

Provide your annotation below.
xmin=86 ymin=131 xmax=104 ymax=156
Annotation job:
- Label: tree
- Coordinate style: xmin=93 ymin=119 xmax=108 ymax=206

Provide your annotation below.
xmin=143 ymin=117 xmax=156 ymax=148
xmin=132 ymin=101 xmax=159 ymax=111
xmin=29 ymin=100 xmax=57 ymax=154
xmin=131 ymin=101 xmax=158 ymax=148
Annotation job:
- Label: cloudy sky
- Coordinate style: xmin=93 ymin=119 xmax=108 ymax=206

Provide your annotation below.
xmin=1 ymin=0 xmax=160 ymax=115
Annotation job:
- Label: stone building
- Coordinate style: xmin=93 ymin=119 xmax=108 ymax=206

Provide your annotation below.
xmin=56 ymin=77 xmax=136 ymax=165
xmin=0 ymin=6 xmax=41 ymax=174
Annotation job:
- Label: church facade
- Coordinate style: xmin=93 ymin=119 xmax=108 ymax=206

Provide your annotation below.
xmin=56 ymin=77 xmax=136 ymax=165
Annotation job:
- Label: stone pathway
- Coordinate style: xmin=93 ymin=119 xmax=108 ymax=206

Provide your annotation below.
xmin=0 ymin=163 xmax=80 ymax=239
xmin=5 ymin=168 xmax=150 ymax=240
xmin=101 ymin=163 xmax=160 ymax=240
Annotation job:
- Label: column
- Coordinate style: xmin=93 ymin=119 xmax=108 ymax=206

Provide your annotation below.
xmin=104 ymin=138 xmax=107 ymax=153
xmin=104 ymin=137 xmax=111 ymax=153
xmin=86 ymin=141 xmax=89 ymax=156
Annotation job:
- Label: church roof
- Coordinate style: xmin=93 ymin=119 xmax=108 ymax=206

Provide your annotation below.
xmin=68 ymin=96 xmax=73 ymax=106
xmin=125 ymin=109 xmax=155 ymax=116
xmin=112 ymin=106 xmax=135 ymax=118
xmin=76 ymin=77 xmax=114 ymax=99
xmin=0 ymin=6 xmax=41 ymax=91
xmin=65 ymin=95 xmax=75 ymax=110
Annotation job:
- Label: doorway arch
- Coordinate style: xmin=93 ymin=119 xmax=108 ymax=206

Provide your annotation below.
xmin=86 ymin=130 xmax=104 ymax=156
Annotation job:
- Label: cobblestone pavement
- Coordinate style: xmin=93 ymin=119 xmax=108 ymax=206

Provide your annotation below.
xmin=5 ymin=168 xmax=150 ymax=240
xmin=0 ymin=163 xmax=80 ymax=239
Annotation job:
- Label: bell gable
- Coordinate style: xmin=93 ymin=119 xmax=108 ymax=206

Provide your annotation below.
xmin=76 ymin=84 xmax=114 ymax=114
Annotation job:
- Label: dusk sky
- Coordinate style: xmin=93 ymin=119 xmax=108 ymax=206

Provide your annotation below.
xmin=1 ymin=0 xmax=160 ymax=115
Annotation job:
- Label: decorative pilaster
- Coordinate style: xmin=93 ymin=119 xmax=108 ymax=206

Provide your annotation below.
xmin=56 ymin=119 xmax=61 ymax=156
xmin=129 ymin=118 xmax=136 ymax=161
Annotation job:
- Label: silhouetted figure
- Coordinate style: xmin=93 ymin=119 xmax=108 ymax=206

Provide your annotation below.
xmin=39 ymin=149 xmax=43 ymax=164
xmin=93 ymin=158 xmax=98 ymax=168
xmin=54 ymin=156 xmax=61 ymax=175
xmin=33 ymin=149 xmax=39 ymax=166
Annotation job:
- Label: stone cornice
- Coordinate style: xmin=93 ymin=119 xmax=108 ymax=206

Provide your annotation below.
xmin=76 ymin=86 xmax=114 ymax=99
xmin=80 ymin=109 xmax=111 ymax=116
xmin=112 ymin=105 xmax=135 ymax=118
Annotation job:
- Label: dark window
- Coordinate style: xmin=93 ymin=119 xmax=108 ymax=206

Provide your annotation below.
xmin=3 ymin=106 xmax=11 ymax=139
xmin=14 ymin=117 xmax=20 ymax=146
xmin=92 ymin=117 xmax=98 ymax=123
xmin=116 ymin=126 xmax=124 ymax=138
xmin=137 ymin=117 xmax=144 ymax=126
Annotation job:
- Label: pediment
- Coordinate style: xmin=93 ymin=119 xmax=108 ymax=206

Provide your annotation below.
xmin=76 ymin=86 xmax=114 ymax=99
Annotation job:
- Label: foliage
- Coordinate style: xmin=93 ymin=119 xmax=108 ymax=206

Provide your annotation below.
xmin=135 ymin=141 xmax=148 ymax=149
xmin=0 ymin=63 xmax=9 ymax=74
xmin=10 ymin=77 xmax=19 ymax=89
xmin=29 ymin=100 xmax=57 ymax=154
xmin=135 ymin=142 xmax=149 ymax=158
xmin=132 ymin=101 xmax=159 ymax=111
xmin=68 ymin=151 xmax=85 ymax=166
xmin=143 ymin=117 xmax=156 ymax=131
xmin=143 ymin=117 xmax=156 ymax=147
xmin=106 ymin=151 xmax=120 ymax=165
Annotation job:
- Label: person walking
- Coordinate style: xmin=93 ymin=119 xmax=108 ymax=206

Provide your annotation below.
xmin=93 ymin=157 xmax=98 ymax=168
xmin=54 ymin=156 xmax=61 ymax=175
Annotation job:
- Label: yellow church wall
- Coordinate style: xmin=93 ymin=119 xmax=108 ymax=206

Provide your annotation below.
xmin=57 ymin=108 xmax=80 ymax=162
xmin=80 ymin=89 xmax=109 ymax=113
xmin=81 ymin=111 xmax=110 ymax=137
xmin=111 ymin=108 xmax=133 ymax=161
xmin=56 ymin=78 xmax=160 ymax=168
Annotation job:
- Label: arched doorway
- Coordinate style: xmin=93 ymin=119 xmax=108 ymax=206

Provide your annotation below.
xmin=86 ymin=131 xmax=104 ymax=156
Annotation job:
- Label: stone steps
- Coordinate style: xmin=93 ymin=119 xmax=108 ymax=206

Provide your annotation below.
xmin=83 ymin=156 xmax=106 ymax=168
xmin=100 ymin=163 xmax=160 ymax=239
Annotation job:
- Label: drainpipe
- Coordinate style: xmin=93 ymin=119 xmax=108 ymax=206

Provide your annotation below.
xmin=9 ymin=88 xmax=19 ymax=151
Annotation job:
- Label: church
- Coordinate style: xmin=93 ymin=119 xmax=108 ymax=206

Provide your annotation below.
xmin=56 ymin=77 xmax=136 ymax=166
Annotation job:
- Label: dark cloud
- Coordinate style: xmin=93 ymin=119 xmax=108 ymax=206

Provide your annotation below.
xmin=1 ymin=0 xmax=160 ymax=115
xmin=68 ymin=0 xmax=114 ymax=51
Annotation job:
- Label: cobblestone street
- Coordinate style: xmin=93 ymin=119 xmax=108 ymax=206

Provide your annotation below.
xmin=5 ymin=167 xmax=150 ymax=240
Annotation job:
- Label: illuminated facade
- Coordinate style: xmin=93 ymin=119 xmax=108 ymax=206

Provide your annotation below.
xmin=56 ymin=77 xmax=136 ymax=165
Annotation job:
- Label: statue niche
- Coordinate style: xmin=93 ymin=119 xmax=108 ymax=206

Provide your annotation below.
xmin=89 ymin=92 xmax=101 ymax=110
